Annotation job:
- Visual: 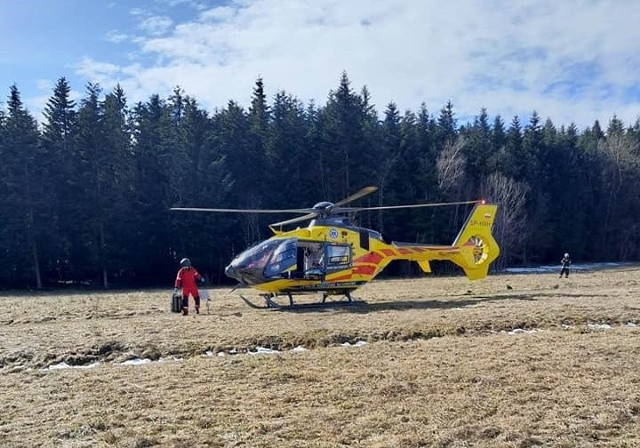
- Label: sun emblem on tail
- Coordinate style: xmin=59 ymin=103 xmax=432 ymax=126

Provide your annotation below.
xmin=468 ymin=235 xmax=489 ymax=264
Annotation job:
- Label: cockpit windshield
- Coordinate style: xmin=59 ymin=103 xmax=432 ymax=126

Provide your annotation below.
xmin=234 ymin=239 xmax=282 ymax=271
xmin=231 ymin=238 xmax=298 ymax=280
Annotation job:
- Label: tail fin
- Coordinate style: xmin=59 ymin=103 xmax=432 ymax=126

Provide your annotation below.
xmin=449 ymin=203 xmax=500 ymax=280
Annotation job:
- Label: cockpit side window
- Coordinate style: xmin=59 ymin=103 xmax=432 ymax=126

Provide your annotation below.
xmin=264 ymin=239 xmax=297 ymax=278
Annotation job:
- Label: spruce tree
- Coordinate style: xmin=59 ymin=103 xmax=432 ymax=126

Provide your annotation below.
xmin=41 ymin=77 xmax=79 ymax=283
xmin=0 ymin=86 xmax=47 ymax=287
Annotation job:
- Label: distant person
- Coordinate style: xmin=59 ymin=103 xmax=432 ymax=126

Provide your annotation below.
xmin=559 ymin=253 xmax=571 ymax=278
xmin=174 ymin=258 xmax=205 ymax=315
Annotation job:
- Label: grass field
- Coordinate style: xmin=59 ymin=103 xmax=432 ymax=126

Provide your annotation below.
xmin=1 ymin=266 xmax=640 ymax=447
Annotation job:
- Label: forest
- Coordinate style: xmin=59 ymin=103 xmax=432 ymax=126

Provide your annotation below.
xmin=0 ymin=73 xmax=639 ymax=289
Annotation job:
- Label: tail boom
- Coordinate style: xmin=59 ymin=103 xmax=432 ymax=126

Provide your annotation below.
xmin=386 ymin=203 xmax=500 ymax=280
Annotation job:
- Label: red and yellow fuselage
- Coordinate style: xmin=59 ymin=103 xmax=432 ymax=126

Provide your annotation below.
xmin=230 ymin=204 xmax=500 ymax=295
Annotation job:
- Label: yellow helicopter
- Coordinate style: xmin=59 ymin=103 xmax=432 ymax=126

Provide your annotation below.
xmin=171 ymin=186 xmax=500 ymax=309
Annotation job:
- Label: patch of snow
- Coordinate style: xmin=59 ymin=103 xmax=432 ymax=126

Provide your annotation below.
xmin=505 ymin=266 xmax=557 ymax=274
xmin=217 ymin=352 xmax=225 ymax=357
xmin=562 ymin=324 xmax=575 ymax=330
xmin=450 ymin=304 xmax=483 ymax=311
xmin=292 ymin=345 xmax=308 ymax=352
xmin=341 ymin=340 xmax=367 ymax=347
xmin=48 ymin=361 xmax=72 ymax=370
xmin=121 ymin=358 xmax=151 ymax=366
xmin=157 ymin=357 xmax=183 ymax=363
xmin=44 ymin=361 xmax=99 ymax=370
xmin=626 ymin=322 xmax=637 ymax=327
xmin=248 ymin=346 xmax=280 ymax=355
xmin=506 ymin=328 xmax=539 ymax=335
xmin=587 ymin=323 xmax=612 ymax=330
xmin=504 ymin=262 xmax=628 ymax=274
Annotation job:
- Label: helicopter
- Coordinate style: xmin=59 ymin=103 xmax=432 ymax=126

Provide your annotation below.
xmin=171 ymin=186 xmax=500 ymax=309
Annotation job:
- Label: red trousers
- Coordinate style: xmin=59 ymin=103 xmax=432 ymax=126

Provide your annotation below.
xmin=181 ymin=287 xmax=200 ymax=315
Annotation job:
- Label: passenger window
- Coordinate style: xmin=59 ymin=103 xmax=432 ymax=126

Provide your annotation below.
xmin=326 ymin=244 xmax=351 ymax=268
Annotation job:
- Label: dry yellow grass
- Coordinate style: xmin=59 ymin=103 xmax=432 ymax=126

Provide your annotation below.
xmin=1 ymin=266 xmax=640 ymax=447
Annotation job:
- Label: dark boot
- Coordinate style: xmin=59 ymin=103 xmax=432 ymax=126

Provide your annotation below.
xmin=194 ymin=296 xmax=200 ymax=314
xmin=182 ymin=296 xmax=189 ymax=315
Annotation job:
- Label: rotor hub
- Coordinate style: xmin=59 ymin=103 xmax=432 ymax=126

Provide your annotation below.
xmin=311 ymin=201 xmax=335 ymax=218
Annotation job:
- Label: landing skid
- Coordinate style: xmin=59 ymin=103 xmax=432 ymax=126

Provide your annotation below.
xmin=239 ymin=291 xmax=364 ymax=310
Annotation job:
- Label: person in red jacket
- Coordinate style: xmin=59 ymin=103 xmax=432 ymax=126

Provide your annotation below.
xmin=174 ymin=258 xmax=205 ymax=315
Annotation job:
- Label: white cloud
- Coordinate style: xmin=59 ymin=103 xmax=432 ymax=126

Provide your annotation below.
xmin=138 ymin=15 xmax=173 ymax=36
xmin=161 ymin=0 xmax=208 ymax=9
xmin=35 ymin=79 xmax=53 ymax=91
xmin=72 ymin=0 xmax=640 ymax=128
xmin=76 ymin=57 xmax=121 ymax=81
xmin=105 ymin=30 xmax=130 ymax=44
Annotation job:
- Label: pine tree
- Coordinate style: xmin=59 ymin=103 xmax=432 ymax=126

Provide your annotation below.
xmin=268 ymin=90 xmax=314 ymax=206
xmin=0 ymin=86 xmax=47 ymax=287
xmin=130 ymin=94 xmax=175 ymax=282
xmin=41 ymin=77 xmax=79 ymax=283
xmin=502 ymin=116 xmax=523 ymax=180
xmin=375 ymin=102 xmax=402 ymax=233
xmin=321 ymin=72 xmax=373 ymax=198
xmin=462 ymin=108 xmax=492 ymax=193
xmin=78 ymin=84 xmax=133 ymax=287
xmin=214 ymin=100 xmax=259 ymax=246
xmin=436 ymin=100 xmax=457 ymax=146
xmin=247 ymin=77 xmax=270 ymax=196
xmin=74 ymin=83 xmax=104 ymax=281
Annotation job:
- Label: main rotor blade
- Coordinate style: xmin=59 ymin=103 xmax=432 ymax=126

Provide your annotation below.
xmin=333 ymin=186 xmax=378 ymax=208
xmin=337 ymin=199 xmax=482 ymax=213
xmin=170 ymin=207 xmax=313 ymax=214
xmin=270 ymin=212 xmax=318 ymax=227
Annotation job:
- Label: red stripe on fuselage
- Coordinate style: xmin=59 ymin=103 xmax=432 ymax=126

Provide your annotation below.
xmin=354 ymin=252 xmax=384 ymax=264
xmin=352 ymin=265 xmax=376 ymax=276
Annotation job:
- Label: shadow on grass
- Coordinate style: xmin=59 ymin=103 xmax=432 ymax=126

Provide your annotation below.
xmin=266 ymin=291 xmax=608 ymax=314
xmin=352 ymin=293 xmax=536 ymax=314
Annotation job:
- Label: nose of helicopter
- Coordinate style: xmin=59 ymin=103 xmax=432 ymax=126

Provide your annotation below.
xmin=225 ymin=263 xmax=240 ymax=281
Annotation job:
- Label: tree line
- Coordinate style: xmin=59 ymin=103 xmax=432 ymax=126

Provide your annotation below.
xmin=1 ymin=72 xmax=639 ymax=289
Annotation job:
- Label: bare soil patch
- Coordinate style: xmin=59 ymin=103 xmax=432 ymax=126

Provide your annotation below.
xmin=1 ymin=266 xmax=640 ymax=447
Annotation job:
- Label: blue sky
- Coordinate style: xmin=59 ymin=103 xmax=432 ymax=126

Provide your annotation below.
xmin=2 ymin=0 xmax=639 ymax=129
